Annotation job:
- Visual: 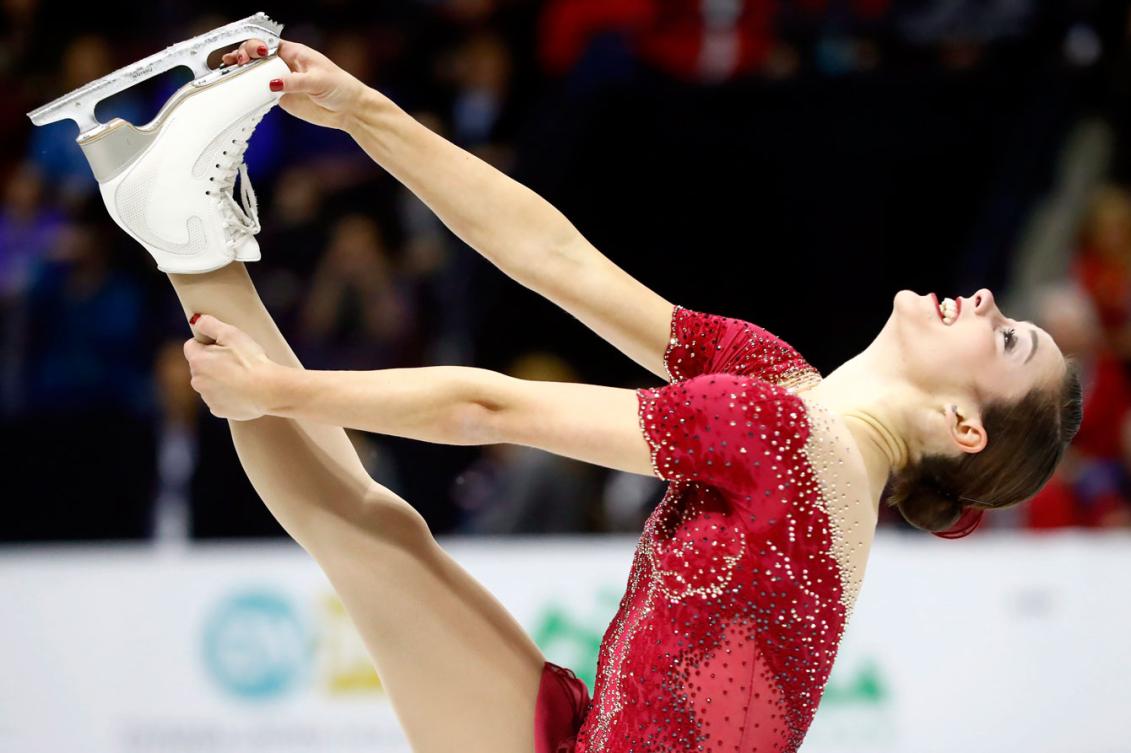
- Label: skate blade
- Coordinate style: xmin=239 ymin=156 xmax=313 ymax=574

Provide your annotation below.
xmin=25 ymin=11 xmax=284 ymax=136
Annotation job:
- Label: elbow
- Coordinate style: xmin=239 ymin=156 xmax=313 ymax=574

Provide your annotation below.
xmin=448 ymin=399 xmax=502 ymax=446
xmin=444 ymin=366 xmax=514 ymax=446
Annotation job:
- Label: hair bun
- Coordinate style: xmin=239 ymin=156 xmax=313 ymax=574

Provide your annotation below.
xmin=884 ymin=468 xmax=965 ymax=533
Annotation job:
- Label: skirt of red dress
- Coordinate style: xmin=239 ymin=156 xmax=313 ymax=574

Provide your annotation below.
xmin=534 ymin=661 xmax=591 ymax=753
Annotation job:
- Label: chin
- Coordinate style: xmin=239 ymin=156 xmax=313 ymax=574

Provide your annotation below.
xmin=887 ymin=289 xmax=938 ymax=349
xmin=892 ymin=289 xmax=925 ymax=315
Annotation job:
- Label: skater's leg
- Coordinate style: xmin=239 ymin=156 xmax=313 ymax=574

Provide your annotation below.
xmin=169 ymin=263 xmax=546 ymax=753
xmin=169 ymin=263 xmax=371 ymax=539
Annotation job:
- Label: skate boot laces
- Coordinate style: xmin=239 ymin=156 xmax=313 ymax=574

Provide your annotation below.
xmin=211 ymin=103 xmax=271 ymax=248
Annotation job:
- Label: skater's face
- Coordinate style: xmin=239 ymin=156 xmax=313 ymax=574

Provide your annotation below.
xmin=887 ymin=288 xmax=1065 ymax=409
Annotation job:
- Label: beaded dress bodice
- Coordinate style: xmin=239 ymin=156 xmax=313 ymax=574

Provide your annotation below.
xmin=575 ymin=305 xmax=876 ymax=753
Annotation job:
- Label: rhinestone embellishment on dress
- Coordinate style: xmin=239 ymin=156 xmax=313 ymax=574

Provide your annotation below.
xmin=577 ymin=306 xmax=874 ymax=753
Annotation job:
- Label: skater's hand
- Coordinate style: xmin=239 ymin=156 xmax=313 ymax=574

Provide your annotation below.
xmin=222 ymin=38 xmax=368 ymax=130
xmin=184 ymin=314 xmax=278 ymax=421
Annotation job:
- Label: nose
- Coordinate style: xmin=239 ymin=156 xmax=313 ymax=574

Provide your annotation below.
xmin=971 ymin=288 xmax=995 ymax=315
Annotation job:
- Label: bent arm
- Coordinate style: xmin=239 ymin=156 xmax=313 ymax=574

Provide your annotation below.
xmin=262 ymin=364 xmax=657 ymax=477
xmin=344 ymin=88 xmax=676 ymax=380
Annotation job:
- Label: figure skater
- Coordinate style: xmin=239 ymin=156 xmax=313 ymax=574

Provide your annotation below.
xmin=100 ymin=38 xmax=1085 ymax=753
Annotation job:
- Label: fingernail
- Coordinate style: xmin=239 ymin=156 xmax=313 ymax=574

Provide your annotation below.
xmin=269 ymin=79 xmax=283 ymax=92
xmin=190 ymin=313 xmax=201 ymax=325
xmin=257 ymin=45 xmax=268 ymax=56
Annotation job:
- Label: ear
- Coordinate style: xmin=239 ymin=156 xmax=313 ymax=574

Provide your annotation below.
xmin=947 ymin=404 xmax=987 ymax=454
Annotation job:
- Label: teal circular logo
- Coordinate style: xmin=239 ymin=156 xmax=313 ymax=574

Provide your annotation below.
xmin=202 ymin=590 xmax=312 ymax=700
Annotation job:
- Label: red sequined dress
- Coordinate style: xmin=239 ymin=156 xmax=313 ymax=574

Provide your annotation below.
xmin=574 ymin=305 xmax=865 ymax=753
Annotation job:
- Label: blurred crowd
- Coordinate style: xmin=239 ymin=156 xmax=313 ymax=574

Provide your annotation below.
xmin=1023 ymin=184 xmax=1131 ymax=529
xmin=2 ymin=0 xmax=1131 ymax=542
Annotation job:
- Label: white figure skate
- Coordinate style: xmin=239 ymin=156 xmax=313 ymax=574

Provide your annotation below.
xmin=26 ymin=12 xmax=288 ymax=273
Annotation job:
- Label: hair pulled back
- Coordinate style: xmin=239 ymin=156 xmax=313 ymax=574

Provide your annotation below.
xmin=883 ymin=360 xmax=1084 ymax=532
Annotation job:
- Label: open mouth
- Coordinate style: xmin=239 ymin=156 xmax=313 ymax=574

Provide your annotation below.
xmin=930 ymin=293 xmax=960 ymax=325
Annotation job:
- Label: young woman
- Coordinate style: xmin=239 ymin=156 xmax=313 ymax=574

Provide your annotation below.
xmin=171 ymin=39 xmax=1081 ymax=753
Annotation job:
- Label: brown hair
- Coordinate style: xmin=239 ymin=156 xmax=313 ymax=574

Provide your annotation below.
xmin=883 ymin=359 xmax=1084 ymax=532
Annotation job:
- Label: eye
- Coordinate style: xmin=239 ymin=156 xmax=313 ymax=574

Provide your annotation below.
xmin=1003 ymin=327 xmax=1017 ymax=351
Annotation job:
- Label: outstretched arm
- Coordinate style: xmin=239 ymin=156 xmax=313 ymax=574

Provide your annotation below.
xmin=345 ymin=87 xmax=675 ymax=379
xmin=223 ymin=39 xmax=675 ymax=380
xmin=185 ymin=315 xmax=657 ymax=477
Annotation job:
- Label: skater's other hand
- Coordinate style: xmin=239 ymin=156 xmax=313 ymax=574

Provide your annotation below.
xmin=184 ymin=314 xmax=279 ymax=421
xmin=222 ymin=38 xmax=368 ymax=130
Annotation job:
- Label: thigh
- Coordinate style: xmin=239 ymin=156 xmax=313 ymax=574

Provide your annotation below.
xmin=224 ymin=411 xmax=545 ymax=753
xmin=309 ymin=488 xmax=546 ymax=753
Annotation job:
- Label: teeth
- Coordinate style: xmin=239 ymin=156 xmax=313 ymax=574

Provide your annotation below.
xmin=938 ymin=296 xmax=958 ymax=325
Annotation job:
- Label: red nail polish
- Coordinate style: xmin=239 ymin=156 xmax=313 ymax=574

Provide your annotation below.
xmin=269 ymin=79 xmax=283 ymax=92
xmin=257 ymin=45 xmax=268 ymax=56
xmin=190 ymin=313 xmax=201 ymax=325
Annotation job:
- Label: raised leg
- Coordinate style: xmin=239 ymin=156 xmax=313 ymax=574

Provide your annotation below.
xmin=168 ymin=263 xmax=546 ymax=753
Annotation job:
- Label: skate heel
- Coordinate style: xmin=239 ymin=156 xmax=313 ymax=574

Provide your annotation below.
xmin=79 ymin=120 xmax=156 ymax=183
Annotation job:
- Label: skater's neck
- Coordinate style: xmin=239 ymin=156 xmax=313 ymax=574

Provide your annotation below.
xmin=800 ymin=350 xmax=915 ymax=511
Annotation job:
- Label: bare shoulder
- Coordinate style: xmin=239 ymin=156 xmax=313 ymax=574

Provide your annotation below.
xmin=795 ymin=391 xmax=878 ymax=614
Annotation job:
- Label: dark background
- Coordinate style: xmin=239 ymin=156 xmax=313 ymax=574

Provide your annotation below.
xmin=3 ymin=0 xmax=1131 ymax=542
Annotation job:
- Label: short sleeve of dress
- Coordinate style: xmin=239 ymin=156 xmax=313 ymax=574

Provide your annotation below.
xmin=665 ymin=305 xmax=822 ymax=391
xmin=636 ymin=371 xmax=811 ymax=498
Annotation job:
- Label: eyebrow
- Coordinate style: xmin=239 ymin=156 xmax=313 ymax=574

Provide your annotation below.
xmin=1024 ymin=328 xmax=1038 ymax=364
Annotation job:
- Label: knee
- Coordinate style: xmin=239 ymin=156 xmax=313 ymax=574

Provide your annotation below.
xmin=353 ymin=484 xmax=434 ymax=548
xmin=305 ymin=482 xmax=438 ymax=567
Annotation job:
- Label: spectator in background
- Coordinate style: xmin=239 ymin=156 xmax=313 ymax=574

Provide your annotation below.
xmin=0 ymin=0 xmax=40 ymax=159
xmin=784 ymin=0 xmax=886 ymax=77
xmin=447 ymin=30 xmax=513 ymax=149
xmin=297 ymin=212 xmax=419 ymax=371
xmin=0 ymin=0 xmax=39 ymax=75
xmin=538 ymin=0 xmax=650 ymax=79
xmin=539 ymin=0 xmax=780 ymax=84
xmin=394 ymin=117 xmax=479 ymax=366
xmin=21 ymin=216 xmax=150 ymax=416
xmin=254 ymin=164 xmax=330 ymax=326
xmin=0 ymin=161 xmax=61 ymax=298
xmin=1071 ymin=183 xmax=1131 ymax=363
xmin=451 ymin=351 xmax=602 ymax=534
xmin=1025 ymin=283 xmax=1131 ymax=529
xmin=4 ymin=213 xmax=156 ymax=541
xmin=0 ymin=161 xmax=63 ymax=413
